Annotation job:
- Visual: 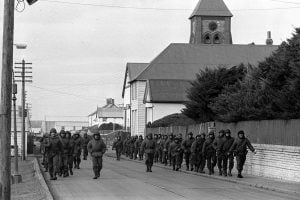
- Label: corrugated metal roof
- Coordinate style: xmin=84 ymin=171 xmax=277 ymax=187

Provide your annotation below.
xmin=145 ymin=79 xmax=191 ymax=103
xmin=135 ymin=43 xmax=278 ymax=81
xmin=190 ymin=0 xmax=233 ymax=18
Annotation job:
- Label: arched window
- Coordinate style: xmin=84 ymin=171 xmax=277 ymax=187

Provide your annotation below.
xmin=213 ymin=33 xmax=222 ymax=44
xmin=203 ymin=34 xmax=211 ymax=44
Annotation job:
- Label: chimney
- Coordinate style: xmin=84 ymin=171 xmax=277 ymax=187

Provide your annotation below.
xmin=266 ymin=31 xmax=273 ymax=45
xmin=106 ymin=98 xmax=114 ymax=105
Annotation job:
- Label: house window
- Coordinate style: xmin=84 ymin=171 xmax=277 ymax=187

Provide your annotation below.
xmin=102 ymin=118 xmax=107 ymax=122
xmin=131 ymin=83 xmax=137 ymax=100
xmin=213 ymin=33 xmax=222 ymax=44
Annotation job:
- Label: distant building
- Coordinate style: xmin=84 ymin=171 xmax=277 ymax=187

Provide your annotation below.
xmin=42 ymin=119 xmax=88 ymax=133
xmin=30 ymin=120 xmax=43 ymax=136
xmin=88 ymin=98 xmax=123 ymax=127
xmin=122 ymin=0 xmax=278 ymax=136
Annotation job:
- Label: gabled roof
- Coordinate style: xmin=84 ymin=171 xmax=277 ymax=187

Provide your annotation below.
xmin=122 ymin=63 xmax=149 ymax=97
xmin=144 ymin=79 xmax=191 ymax=103
xmin=190 ymin=0 xmax=233 ymax=18
xmin=134 ymin=43 xmax=278 ymax=81
xmin=88 ymin=104 xmax=123 ymax=118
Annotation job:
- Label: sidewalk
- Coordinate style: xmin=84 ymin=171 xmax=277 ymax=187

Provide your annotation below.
xmin=105 ymin=151 xmax=300 ymax=196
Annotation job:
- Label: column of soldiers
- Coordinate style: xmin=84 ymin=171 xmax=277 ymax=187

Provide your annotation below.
xmin=118 ymin=129 xmax=256 ymax=178
xmin=40 ymin=128 xmax=92 ymax=180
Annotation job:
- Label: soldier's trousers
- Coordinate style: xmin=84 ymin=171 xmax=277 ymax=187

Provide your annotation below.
xmin=134 ymin=148 xmax=138 ymax=159
xmin=68 ymin=154 xmax=74 ymax=170
xmin=198 ymin=154 xmax=206 ymax=172
xmin=222 ymin=154 xmax=234 ymax=173
xmin=206 ymin=154 xmax=216 ymax=173
xmin=48 ymin=154 xmax=60 ymax=177
xmin=162 ymin=151 xmax=168 ymax=165
xmin=92 ymin=156 xmax=103 ymax=177
xmin=60 ymin=154 xmax=68 ymax=174
xmin=43 ymin=153 xmax=49 ymax=170
xmin=145 ymin=153 xmax=154 ymax=168
xmin=236 ymin=154 xmax=247 ymax=174
xmin=158 ymin=149 xmax=163 ymax=163
xmin=217 ymin=153 xmax=224 ymax=172
xmin=171 ymin=154 xmax=182 ymax=170
xmin=184 ymin=152 xmax=191 ymax=169
xmin=116 ymin=148 xmax=122 ymax=160
xmin=138 ymin=149 xmax=143 ymax=160
xmin=154 ymin=150 xmax=159 ymax=163
xmin=83 ymin=147 xmax=88 ymax=159
xmin=74 ymin=152 xmax=81 ymax=168
xmin=130 ymin=147 xmax=134 ymax=159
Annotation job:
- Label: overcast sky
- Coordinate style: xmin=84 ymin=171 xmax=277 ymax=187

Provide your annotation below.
xmin=0 ymin=0 xmax=300 ymax=121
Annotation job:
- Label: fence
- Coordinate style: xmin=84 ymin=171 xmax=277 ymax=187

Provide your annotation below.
xmin=146 ymin=119 xmax=300 ymax=182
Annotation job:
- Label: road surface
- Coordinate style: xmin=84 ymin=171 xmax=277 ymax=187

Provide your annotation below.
xmin=45 ymin=155 xmax=299 ymax=200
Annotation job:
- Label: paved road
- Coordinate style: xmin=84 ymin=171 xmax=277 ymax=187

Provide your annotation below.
xmin=46 ymin=156 xmax=299 ymax=200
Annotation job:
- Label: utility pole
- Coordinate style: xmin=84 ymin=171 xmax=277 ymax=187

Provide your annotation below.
xmin=15 ymin=60 xmax=32 ymax=160
xmin=0 ymin=0 xmax=15 ymax=199
xmin=12 ymin=75 xmax=22 ymax=184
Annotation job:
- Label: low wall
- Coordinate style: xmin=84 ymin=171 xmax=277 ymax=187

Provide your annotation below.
xmin=239 ymin=144 xmax=300 ymax=182
xmin=146 ymin=119 xmax=300 ymax=182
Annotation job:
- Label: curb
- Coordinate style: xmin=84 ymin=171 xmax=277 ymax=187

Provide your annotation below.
xmin=32 ymin=157 xmax=54 ymax=200
xmin=105 ymin=153 xmax=300 ymax=196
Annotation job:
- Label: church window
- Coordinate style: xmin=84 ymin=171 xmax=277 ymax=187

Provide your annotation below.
xmin=204 ymin=34 xmax=211 ymax=44
xmin=213 ymin=33 xmax=221 ymax=44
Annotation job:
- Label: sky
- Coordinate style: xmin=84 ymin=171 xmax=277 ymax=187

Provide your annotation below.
xmin=0 ymin=0 xmax=300 ymax=121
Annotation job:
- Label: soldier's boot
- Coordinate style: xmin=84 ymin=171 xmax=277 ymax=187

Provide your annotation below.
xmin=223 ymin=169 xmax=227 ymax=177
xmin=149 ymin=165 xmax=153 ymax=172
xmin=172 ymin=164 xmax=175 ymax=171
xmin=191 ymin=165 xmax=194 ymax=172
xmin=237 ymin=170 xmax=243 ymax=178
xmin=186 ymin=164 xmax=189 ymax=171
xmin=219 ymin=170 xmax=223 ymax=176
xmin=146 ymin=165 xmax=150 ymax=172
xmin=93 ymin=167 xmax=98 ymax=179
xmin=228 ymin=169 xmax=232 ymax=177
xmin=69 ymin=167 xmax=73 ymax=175
xmin=77 ymin=161 xmax=81 ymax=169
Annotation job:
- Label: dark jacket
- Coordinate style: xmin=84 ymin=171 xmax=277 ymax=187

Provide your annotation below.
xmin=60 ymin=137 xmax=70 ymax=155
xmin=182 ymin=137 xmax=195 ymax=153
xmin=202 ymin=137 xmax=216 ymax=156
xmin=191 ymin=138 xmax=205 ymax=154
xmin=140 ymin=139 xmax=156 ymax=154
xmin=169 ymin=142 xmax=182 ymax=157
xmin=229 ymin=137 xmax=255 ymax=155
xmin=113 ymin=140 xmax=123 ymax=150
xmin=87 ymin=139 xmax=107 ymax=157
xmin=73 ymin=135 xmax=82 ymax=154
xmin=222 ymin=136 xmax=235 ymax=154
xmin=82 ymin=136 xmax=91 ymax=148
xmin=164 ymin=138 xmax=173 ymax=152
xmin=49 ymin=136 xmax=63 ymax=156
xmin=134 ymin=139 xmax=143 ymax=149
xmin=213 ymin=136 xmax=226 ymax=154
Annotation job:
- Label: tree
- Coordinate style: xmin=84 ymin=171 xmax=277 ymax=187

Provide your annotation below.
xmin=99 ymin=122 xmax=123 ymax=130
xmin=149 ymin=113 xmax=196 ymax=128
xmin=182 ymin=65 xmax=247 ymax=122
xmin=210 ymin=28 xmax=300 ymax=121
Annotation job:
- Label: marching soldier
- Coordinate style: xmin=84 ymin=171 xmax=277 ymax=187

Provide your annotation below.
xmin=229 ymin=130 xmax=256 ymax=178
xmin=213 ymin=130 xmax=226 ymax=176
xmin=153 ymin=134 xmax=159 ymax=163
xmin=48 ymin=128 xmax=63 ymax=180
xmin=129 ymin=136 xmax=136 ymax=159
xmin=59 ymin=130 xmax=70 ymax=177
xmin=82 ymin=131 xmax=91 ymax=160
xmin=134 ymin=135 xmax=144 ymax=160
xmin=162 ymin=135 xmax=169 ymax=165
xmin=66 ymin=131 xmax=75 ymax=175
xmin=198 ymin=133 xmax=206 ymax=173
xmin=181 ymin=132 xmax=195 ymax=171
xmin=202 ymin=131 xmax=216 ymax=175
xmin=87 ymin=132 xmax=107 ymax=179
xmin=165 ymin=134 xmax=174 ymax=166
xmin=158 ymin=134 xmax=163 ymax=163
xmin=140 ymin=133 xmax=156 ymax=172
xmin=40 ymin=133 xmax=50 ymax=172
xmin=112 ymin=135 xmax=123 ymax=161
xmin=73 ymin=131 xmax=83 ymax=169
xmin=169 ymin=136 xmax=183 ymax=171
xmin=221 ymin=129 xmax=235 ymax=176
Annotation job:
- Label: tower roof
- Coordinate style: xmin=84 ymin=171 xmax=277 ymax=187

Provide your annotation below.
xmin=189 ymin=0 xmax=233 ymax=19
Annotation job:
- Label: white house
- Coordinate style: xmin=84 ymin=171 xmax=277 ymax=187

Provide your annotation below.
xmin=88 ymin=98 xmax=123 ymax=127
xmin=122 ymin=0 xmax=278 ymax=136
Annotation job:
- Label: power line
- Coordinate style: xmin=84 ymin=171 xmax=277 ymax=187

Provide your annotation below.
xmin=28 ymin=84 xmax=101 ymax=102
xmin=271 ymin=0 xmax=300 ymax=5
xmin=40 ymin=0 xmax=300 ymax=12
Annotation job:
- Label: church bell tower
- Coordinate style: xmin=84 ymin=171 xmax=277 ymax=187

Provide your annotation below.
xmin=189 ymin=0 xmax=233 ymax=45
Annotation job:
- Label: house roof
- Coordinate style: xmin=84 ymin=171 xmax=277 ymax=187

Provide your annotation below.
xmin=122 ymin=63 xmax=149 ymax=97
xmin=145 ymin=79 xmax=191 ymax=103
xmin=190 ymin=0 xmax=233 ymax=18
xmin=134 ymin=43 xmax=278 ymax=81
xmin=89 ymin=104 xmax=123 ymax=118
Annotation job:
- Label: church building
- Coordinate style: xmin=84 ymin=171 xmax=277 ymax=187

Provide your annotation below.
xmin=122 ymin=0 xmax=278 ymax=136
